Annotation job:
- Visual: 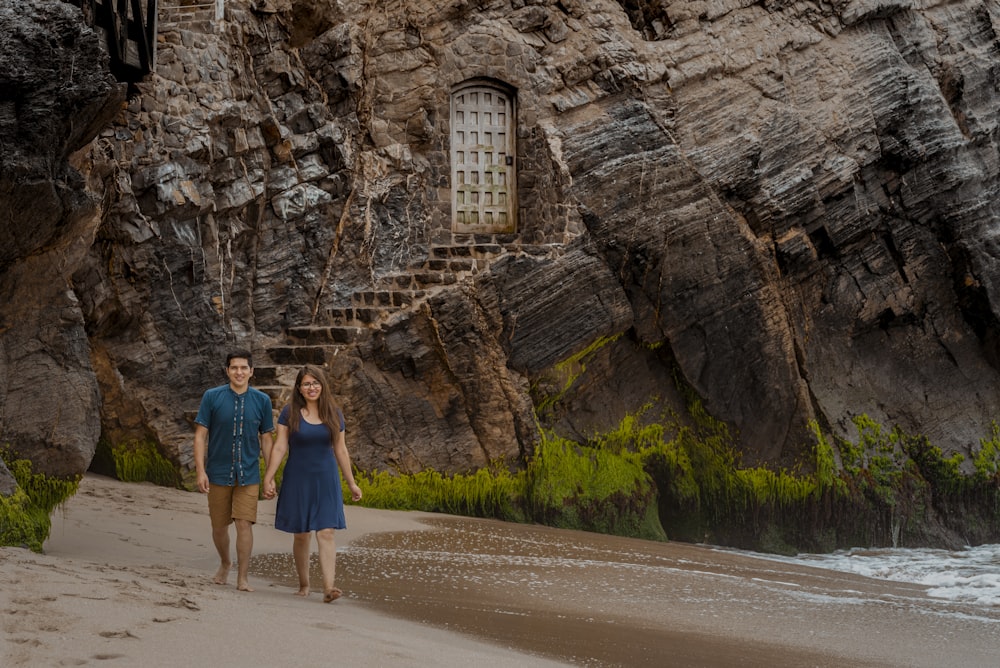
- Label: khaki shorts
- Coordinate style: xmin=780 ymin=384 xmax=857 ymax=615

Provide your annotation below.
xmin=207 ymin=483 xmax=259 ymax=529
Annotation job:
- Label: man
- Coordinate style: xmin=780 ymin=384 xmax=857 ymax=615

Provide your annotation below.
xmin=193 ymin=349 xmax=275 ymax=592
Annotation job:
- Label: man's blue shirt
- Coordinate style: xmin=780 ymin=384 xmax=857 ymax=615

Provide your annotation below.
xmin=195 ymin=384 xmax=275 ymax=486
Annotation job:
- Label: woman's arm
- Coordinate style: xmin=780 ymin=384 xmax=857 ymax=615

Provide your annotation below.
xmin=332 ymin=427 xmax=362 ymax=502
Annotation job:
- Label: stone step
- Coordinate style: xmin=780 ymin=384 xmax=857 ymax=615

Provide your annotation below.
xmin=351 ymin=289 xmax=425 ymax=308
xmin=286 ymin=325 xmax=369 ymax=345
xmin=252 ymin=365 xmax=281 ymax=385
xmin=430 ymin=243 xmax=504 ymax=260
xmin=324 ymin=306 xmax=392 ymax=326
xmin=431 ymin=231 xmax=521 ymax=246
xmin=412 ymin=271 xmax=460 ymax=287
xmin=251 ymin=362 xmax=303 ymax=383
xmin=266 ymin=345 xmax=330 ymax=365
xmin=377 ymin=271 xmax=459 ymax=290
xmin=374 ymin=274 xmax=419 ymax=291
xmin=423 ymin=257 xmax=478 ymax=273
xmin=254 ymin=385 xmax=291 ymax=406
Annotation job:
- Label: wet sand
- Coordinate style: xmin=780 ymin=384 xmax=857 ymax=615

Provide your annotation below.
xmin=287 ymin=517 xmax=1000 ymax=667
xmin=4 ymin=474 xmax=998 ymax=666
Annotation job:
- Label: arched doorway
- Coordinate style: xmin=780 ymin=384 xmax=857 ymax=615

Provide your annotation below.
xmin=450 ymin=80 xmax=517 ymax=233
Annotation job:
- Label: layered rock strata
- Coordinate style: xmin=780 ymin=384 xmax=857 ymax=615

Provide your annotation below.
xmin=1 ymin=0 xmax=999 ymax=491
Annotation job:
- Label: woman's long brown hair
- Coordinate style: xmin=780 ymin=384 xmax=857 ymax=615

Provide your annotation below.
xmin=287 ymin=365 xmax=342 ymax=436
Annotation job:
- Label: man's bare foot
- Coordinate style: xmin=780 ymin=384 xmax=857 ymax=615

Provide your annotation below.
xmin=295 ymin=584 xmax=310 ymax=597
xmin=213 ymin=563 xmax=231 ymax=585
xmin=323 ymin=587 xmax=342 ymax=603
xmin=237 ymin=581 xmax=255 ymax=592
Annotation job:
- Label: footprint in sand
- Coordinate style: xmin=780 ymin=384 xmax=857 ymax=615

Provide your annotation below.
xmin=8 ymin=637 xmax=43 ymax=646
xmin=98 ymin=630 xmax=138 ymax=639
xmin=156 ymin=597 xmax=200 ymax=610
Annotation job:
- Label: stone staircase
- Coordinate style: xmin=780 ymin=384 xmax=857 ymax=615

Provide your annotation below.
xmin=252 ymin=233 xmax=559 ymax=406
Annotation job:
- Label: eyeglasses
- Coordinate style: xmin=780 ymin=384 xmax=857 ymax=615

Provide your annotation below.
xmin=300 ymin=382 xmax=322 ymax=389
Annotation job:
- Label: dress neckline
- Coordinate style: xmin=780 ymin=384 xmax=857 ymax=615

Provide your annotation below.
xmin=300 ymin=407 xmax=322 ymax=425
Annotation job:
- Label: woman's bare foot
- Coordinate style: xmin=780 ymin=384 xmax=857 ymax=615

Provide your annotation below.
xmin=323 ymin=587 xmax=342 ymax=603
xmin=213 ymin=562 xmax=231 ymax=585
xmin=237 ymin=580 xmax=255 ymax=592
xmin=295 ymin=584 xmax=310 ymax=597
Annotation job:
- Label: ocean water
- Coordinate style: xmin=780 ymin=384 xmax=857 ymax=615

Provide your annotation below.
xmin=751 ymin=542 xmax=1000 ymax=607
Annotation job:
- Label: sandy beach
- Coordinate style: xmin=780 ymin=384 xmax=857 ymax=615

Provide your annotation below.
xmin=2 ymin=474 xmax=998 ymax=667
xmin=2 ymin=475 xmax=567 ymax=667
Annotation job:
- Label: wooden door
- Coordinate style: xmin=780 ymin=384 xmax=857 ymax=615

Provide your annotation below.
xmin=451 ymin=83 xmax=516 ymax=233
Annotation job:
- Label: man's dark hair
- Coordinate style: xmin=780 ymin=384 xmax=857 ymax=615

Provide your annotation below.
xmin=226 ymin=349 xmax=254 ymax=368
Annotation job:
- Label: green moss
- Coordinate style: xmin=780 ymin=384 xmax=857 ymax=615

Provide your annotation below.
xmin=899 ymin=431 xmax=966 ymax=496
xmin=842 ymin=415 xmax=907 ymax=505
xmin=0 ymin=447 xmax=80 ymax=552
xmin=0 ymin=486 xmax=50 ymax=552
xmin=353 ymin=460 xmax=526 ymax=522
xmin=349 ymin=408 xmax=670 ymax=540
xmin=110 ymin=440 xmax=180 ymax=487
xmin=524 ymin=430 xmax=665 ymax=540
xmin=645 ymin=381 xmax=1000 ymax=550
xmin=810 ymin=422 xmax=845 ymax=494
xmin=972 ymin=422 xmax=1000 ymax=482
xmin=332 ymin=391 xmax=1000 ymax=552
xmin=531 ymin=334 xmax=622 ymax=417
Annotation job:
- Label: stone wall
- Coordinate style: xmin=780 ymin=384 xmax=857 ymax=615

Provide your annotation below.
xmin=3 ymin=0 xmax=1000 ymax=483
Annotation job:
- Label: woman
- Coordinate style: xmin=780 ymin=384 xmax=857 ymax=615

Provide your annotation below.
xmin=263 ymin=365 xmax=363 ymax=602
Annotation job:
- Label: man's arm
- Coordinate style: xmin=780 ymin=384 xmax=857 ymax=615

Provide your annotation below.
xmin=262 ymin=424 xmax=287 ymax=500
xmin=259 ymin=429 xmax=274 ymax=470
xmin=258 ymin=397 xmax=276 ymax=470
xmin=193 ymin=424 xmax=210 ymax=493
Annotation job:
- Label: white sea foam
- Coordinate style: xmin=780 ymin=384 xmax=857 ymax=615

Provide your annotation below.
xmin=751 ymin=543 xmax=1000 ymax=607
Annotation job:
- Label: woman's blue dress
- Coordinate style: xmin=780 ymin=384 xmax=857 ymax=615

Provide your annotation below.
xmin=274 ymin=406 xmax=347 ymax=533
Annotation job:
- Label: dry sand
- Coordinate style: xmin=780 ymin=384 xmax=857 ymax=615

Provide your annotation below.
xmin=2 ymin=474 xmax=998 ymax=667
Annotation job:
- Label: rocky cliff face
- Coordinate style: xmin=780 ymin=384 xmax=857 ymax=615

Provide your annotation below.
xmin=0 ymin=0 xmax=123 ymax=487
xmin=2 ymin=0 xmax=1000 ymax=487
